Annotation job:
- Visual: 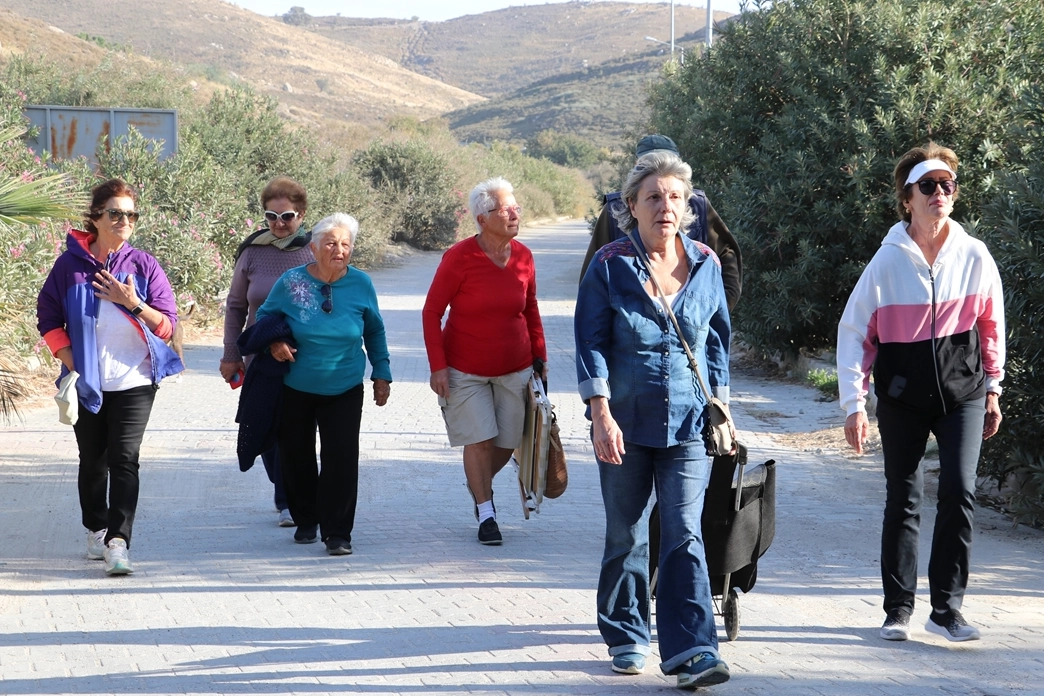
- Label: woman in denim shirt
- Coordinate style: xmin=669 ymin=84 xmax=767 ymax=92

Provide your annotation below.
xmin=575 ymin=152 xmax=732 ymax=690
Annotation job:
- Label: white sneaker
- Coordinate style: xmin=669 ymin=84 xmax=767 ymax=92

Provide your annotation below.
xmin=86 ymin=529 xmax=107 ymax=560
xmin=103 ymin=538 xmax=133 ymax=575
xmin=278 ymin=509 xmax=295 ymax=527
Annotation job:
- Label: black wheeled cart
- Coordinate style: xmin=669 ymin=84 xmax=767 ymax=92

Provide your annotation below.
xmin=650 ymin=443 xmax=776 ymax=640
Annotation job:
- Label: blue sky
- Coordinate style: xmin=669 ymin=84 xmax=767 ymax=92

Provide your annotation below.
xmin=233 ymin=1 xmax=745 ymax=23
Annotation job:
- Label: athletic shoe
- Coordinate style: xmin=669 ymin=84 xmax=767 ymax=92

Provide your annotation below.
xmin=294 ymin=524 xmax=318 ymax=544
xmin=278 ymin=509 xmax=295 ymax=527
xmin=325 ymin=536 xmax=352 ymax=555
xmin=881 ymin=609 xmax=911 ymax=641
xmin=478 ymin=518 xmax=502 ymax=545
xmin=103 ymin=538 xmax=133 ymax=576
xmin=675 ymin=652 xmax=730 ymax=689
xmin=86 ymin=528 xmax=107 ymax=560
xmin=611 ymin=652 xmax=646 ymax=674
xmin=926 ymin=610 xmax=981 ymax=642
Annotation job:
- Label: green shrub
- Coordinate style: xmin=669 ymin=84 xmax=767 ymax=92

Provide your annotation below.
xmin=526 ymin=129 xmax=602 ymax=169
xmin=979 ymin=84 xmax=1044 ymax=524
xmin=647 ymin=0 xmax=1042 ymax=356
xmin=354 ymin=140 xmax=461 ymax=250
xmin=805 ymin=368 xmax=839 ymax=400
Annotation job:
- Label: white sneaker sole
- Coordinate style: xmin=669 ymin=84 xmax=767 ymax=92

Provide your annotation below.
xmin=925 ymin=618 xmax=980 ymax=642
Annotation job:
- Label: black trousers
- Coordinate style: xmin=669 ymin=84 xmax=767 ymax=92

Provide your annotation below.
xmin=278 ymin=384 xmax=363 ymax=543
xmin=73 ymin=384 xmax=158 ymax=548
xmin=877 ymin=396 xmax=986 ymax=617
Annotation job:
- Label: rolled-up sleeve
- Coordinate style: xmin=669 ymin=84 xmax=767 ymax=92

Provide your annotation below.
xmin=575 ymin=260 xmax=614 ymax=403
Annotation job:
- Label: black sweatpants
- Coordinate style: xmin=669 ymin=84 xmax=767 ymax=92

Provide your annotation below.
xmin=73 ymin=384 xmax=158 ymax=548
xmin=877 ymin=396 xmax=986 ymax=617
xmin=278 ymin=383 xmax=363 ymax=543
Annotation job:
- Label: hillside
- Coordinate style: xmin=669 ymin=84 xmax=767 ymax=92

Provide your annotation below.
xmin=0 ymin=0 xmax=483 ymax=129
xmin=310 ymin=2 xmax=734 ymax=98
xmin=446 ymin=51 xmax=669 ymax=148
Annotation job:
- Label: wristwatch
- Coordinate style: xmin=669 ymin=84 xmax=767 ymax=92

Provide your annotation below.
xmin=131 ymin=301 xmax=146 ymax=316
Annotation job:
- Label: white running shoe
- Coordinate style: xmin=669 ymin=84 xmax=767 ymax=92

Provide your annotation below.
xmin=86 ymin=529 xmax=107 ymax=560
xmin=103 ymin=538 xmax=133 ymax=575
xmin=278 ymin=509 xmax=295 ymax=527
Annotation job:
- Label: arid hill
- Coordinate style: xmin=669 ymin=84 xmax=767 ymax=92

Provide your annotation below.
xmin=0 ymin=0 xmax=482 ymax=129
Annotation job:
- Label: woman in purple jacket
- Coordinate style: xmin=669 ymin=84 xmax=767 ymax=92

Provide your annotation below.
xmin=37 ymin=178 xmax=183 ymax=576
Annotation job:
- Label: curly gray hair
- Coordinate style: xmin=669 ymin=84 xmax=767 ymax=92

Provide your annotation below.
xmin=468 ymin=177 xmax=514 ymax=232
xmin=310 ymin=213 xmax=359 ymax=248
xmin=611 ymin=152 xmax=696 ymax=234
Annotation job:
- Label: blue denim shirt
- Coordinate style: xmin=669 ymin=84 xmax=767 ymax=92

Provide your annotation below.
xmin=575 ymin=232 xmax=731 ymax=448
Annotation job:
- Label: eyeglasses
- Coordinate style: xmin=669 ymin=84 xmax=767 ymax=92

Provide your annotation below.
xmin=320 ymin=284 xmax=332 ymax=314
xmin=105 ymin=209 xmax=140 ymax=223
xmin=264 ymin=210 xmax=300 ymax=223
xmin=488 ymin=204 xmax=523 ymax=218
xmin=910 ymin=179 xmax=957 ymax=196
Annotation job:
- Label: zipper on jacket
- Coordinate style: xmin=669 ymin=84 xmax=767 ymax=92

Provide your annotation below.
xmin=928 ymin=266 xmax=948 ymax=416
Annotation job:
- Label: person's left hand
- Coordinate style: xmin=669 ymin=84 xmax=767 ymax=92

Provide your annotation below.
xmin=533 ymin=357 xmax=548 ymax=380
xmin=92 ymin=270 xmax=139 ymax=309
xmin=983 ymin=392 xmax=1002 ymax=439
xmin=373 ymin=379 xmax=390 ymax=407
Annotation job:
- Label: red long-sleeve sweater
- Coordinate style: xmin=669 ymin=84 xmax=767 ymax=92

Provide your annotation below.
xmin=422 ymin=236 xmax=546 ymax=377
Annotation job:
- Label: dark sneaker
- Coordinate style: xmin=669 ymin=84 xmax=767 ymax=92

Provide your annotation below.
xmin=676 ymin=652 xmax=730 ymax=689
xmin=325 ymin=536 xmax=352 ymax=556
xmin=478 ymin=518 xmax=502 ymax=545
xmin=611 ymin=652 xmax=646 ymax=674
xmin=881 ymin=609 xmax=911 ymax=641
xmin=294 ymin=524 xmax=318 ymax=544
xmin=926 ymin=610 xmax=981 ymax=642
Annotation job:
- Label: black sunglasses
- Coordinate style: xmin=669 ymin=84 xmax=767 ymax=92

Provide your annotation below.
xmin=910 ymin=179 xmax=957 ymax=196
xmin=320 ymin=284 xmax=332 ymax=314
xmin=105 ymin=208 xmax=140 ymax=223
xmin=264 ymin=210 xmax=300 ymax=223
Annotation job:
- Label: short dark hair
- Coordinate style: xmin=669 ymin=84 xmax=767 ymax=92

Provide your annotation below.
xmin=85 ymin=178 xmax=138 ymax=233
xmin=261 ymin=176 xmax=308 ymax=217
xmin=893 ymin=143 xmax=959 ymax=222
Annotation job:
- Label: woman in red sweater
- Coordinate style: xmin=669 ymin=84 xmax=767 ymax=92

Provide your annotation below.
xmin=422 ymin=177 xmax=547 ymax=545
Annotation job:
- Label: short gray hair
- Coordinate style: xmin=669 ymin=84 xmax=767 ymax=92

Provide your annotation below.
xmin=468 ymin=177 xmax=514 ymax=231
xmin=612 ymin=152 xmax=696 ymax=233
xmin=311 ymin=213 xmax=359 ymax=248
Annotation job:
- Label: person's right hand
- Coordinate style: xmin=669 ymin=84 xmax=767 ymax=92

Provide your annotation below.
xmin=220 ymin=360 xmax=245 ymax=382
xmin=845 ymin=411 xmax=869 ymax=454
xmin=429 ymin=368 xmax=449 ymax=399
xmin=590 ymin=397 xmax=626 ymax=465
xmin=55 ymin=346 xmax=75 ymax=373
xmin=269 ymin=341 xmax=297 ymax=363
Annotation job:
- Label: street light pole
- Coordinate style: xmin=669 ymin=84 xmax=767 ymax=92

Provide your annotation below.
xmin=671 ymin=0 xmax=675 ymax=56
xmin=706 ymin=0 xmax=713 ymax=48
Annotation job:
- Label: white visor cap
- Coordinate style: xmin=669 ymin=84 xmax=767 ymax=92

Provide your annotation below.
xmin=905 ymin=159 xmax=957 ymax=185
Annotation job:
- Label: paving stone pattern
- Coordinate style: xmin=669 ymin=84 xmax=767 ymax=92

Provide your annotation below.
xmin=1 ymin=219 xmax=1042 ymax=695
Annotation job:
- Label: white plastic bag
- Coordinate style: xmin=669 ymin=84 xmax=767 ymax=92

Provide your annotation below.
xmin=55 ymin=370 xmax=79 ymax=426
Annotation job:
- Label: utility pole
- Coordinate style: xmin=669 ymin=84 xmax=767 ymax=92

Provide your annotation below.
xmin=706 ymin=0 xmax=713 ymax=48
xmin=671 ymin=0 xmax=676 ymax=56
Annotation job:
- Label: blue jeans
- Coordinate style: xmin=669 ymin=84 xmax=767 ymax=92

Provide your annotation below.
xmin=597 ymin=440 xmax=719 ymax=674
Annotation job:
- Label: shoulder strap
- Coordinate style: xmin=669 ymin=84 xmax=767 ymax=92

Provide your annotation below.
xmin=622 ymin=230 xmax=714 ymax=403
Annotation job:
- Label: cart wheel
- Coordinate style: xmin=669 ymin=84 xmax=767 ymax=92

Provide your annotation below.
xmin=723 ymin=588 xmax=740 ymax=641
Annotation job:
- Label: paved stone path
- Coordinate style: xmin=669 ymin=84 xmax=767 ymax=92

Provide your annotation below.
xmin=1 ymin=219 xmax=1042 ymax=695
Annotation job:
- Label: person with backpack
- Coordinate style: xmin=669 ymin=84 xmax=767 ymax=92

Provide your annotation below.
xmin=579 ymin=135 xmax=742 ymax=312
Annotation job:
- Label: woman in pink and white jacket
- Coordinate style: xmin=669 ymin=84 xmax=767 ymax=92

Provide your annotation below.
xmin=837 ymin=143 xmax=1005 ymax=644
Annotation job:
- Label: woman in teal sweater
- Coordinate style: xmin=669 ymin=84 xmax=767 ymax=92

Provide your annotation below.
xmin=257 ymin=213 xmax=392 ymax=556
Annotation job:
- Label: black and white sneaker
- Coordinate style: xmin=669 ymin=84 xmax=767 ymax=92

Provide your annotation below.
xmin=478 ymin=518 xmax=502 ymax=545
xmin=926 ymin=610 xmax=981 ymax=642
xmin=880 ymin=609 xmax=911 ymax=641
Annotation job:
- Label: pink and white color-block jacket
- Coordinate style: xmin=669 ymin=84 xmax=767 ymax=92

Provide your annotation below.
xmin=837 ymin=219 xmax=1005 ymax=417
